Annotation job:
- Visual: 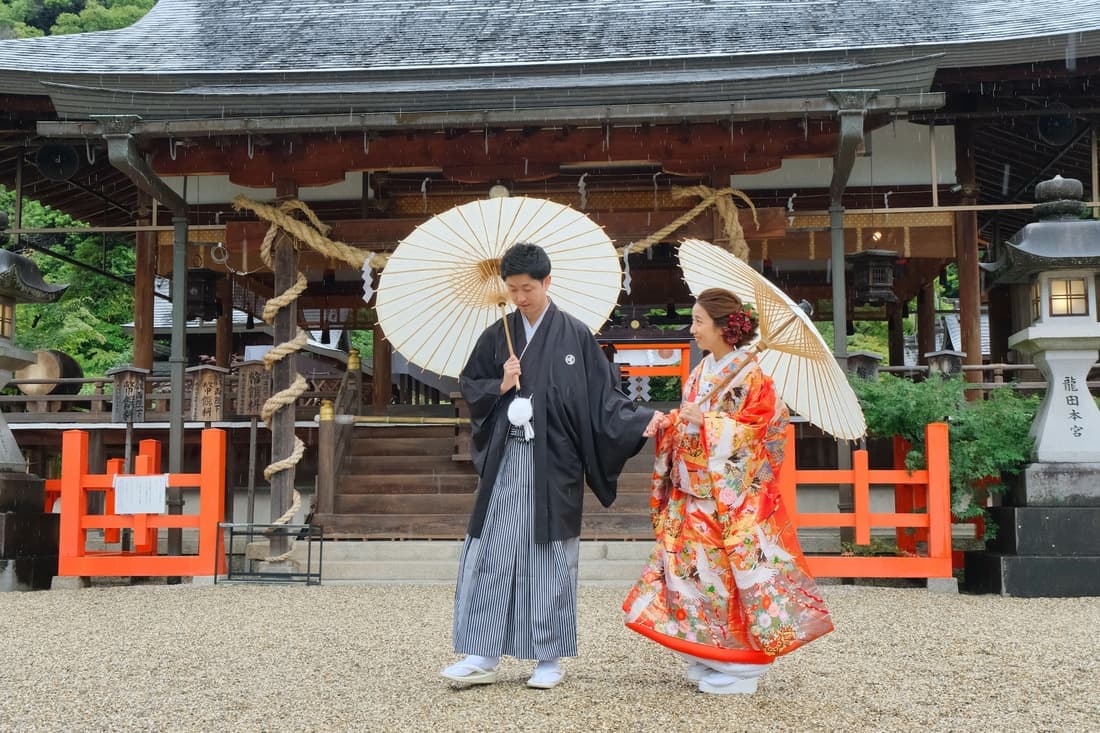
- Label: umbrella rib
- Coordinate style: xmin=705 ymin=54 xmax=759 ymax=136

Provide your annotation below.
xmin=498 ymin=198 xmax=529 ymax=252
xmin=416 ymin=297 xmax=483 ymax=376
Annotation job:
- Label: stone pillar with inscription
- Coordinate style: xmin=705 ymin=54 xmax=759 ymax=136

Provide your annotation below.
xmin=235 ymin=361 xmax=270 ymax=525
xmin=187 ymin=365 xmax=229 ymax=424
xmin=967 ymin=176 xmax=1100 ymax=596
xmin=106 ymin=366 xmax=149 ymax=473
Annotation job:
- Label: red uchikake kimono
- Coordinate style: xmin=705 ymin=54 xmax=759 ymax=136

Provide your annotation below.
xmin=623 ymin=351 xmax=833 ymax=664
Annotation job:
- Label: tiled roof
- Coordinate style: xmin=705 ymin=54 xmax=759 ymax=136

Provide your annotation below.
xmin=0 ymin=0 xmax=1097 ymax=73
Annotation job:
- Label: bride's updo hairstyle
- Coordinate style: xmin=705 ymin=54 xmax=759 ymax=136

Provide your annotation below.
xmin=695 ymin=288 xmax=759 ymax=349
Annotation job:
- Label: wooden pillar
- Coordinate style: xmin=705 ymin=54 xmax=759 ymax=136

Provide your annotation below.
xmin=917 ymin=280 xmax=937 ymax=367
xmin=270 ymin=179 xmax=299 ymax=553
xmin=372 ymin=322 xmax=391 ymax=412
xmin=316 ymin=400 xmax=335 ymax=515
xmin=954 ymin=122 xmax=984 ymax=395
xmin=133 ymin=192 xmax=155 ymax=372
xmin=86 ymin=431 xmax=105 ymax=515
xmin=887 ymin=305 xmax=905 ymax=367
xmin=215 ymin=275 xmax=233 ymax=368
xmin=987 ymin=285 xmax=1013 ymax=365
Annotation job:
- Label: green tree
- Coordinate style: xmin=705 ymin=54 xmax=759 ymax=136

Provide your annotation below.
xmin=50 ymin=0 xmax=154 ymax=34
xmin=850 ymin=373 xmax=1037 ymax=537
xmin=1 ymin=187 xmax=136 ymax=376
xmin=0 ymin=0 xmax=153 ymax=37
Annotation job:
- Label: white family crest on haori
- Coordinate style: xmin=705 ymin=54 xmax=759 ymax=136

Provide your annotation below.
xmin=678 ymin=238 xmax=866 ymax=440
xmin=373 ymin=196 xmax=622 ymax=378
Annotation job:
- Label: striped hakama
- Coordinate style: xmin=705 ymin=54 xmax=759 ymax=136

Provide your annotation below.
xmin=452 ymin=426 xmax=581 ymax=661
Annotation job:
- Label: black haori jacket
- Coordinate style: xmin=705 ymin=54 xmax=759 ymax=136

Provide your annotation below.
xmin=460 ymin=302 xmax=654 ymax=543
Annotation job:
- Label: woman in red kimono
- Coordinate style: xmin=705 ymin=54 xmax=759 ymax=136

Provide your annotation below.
xmin=623 ymin=288 xmax=833 ymax=694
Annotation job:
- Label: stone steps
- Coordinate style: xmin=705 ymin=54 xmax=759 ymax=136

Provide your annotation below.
xmin=312 ymin=512 xmax=654 ymax=539
xmin=247 ymin=533 xmax=891 ymax=584
xmin=333 ymin=490 xmax=653 ymax=515
xmin=327 ymin=421 xmax=656 ymax=538
xmin=280 ymin=539 xmax=654 ymax=583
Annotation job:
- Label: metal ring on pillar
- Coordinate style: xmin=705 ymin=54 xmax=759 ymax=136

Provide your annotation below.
xmin=209 ymin=242 xmax=230 ymax=265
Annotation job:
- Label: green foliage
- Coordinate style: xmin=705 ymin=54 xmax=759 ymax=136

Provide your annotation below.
xmin=849 ymin=373 xmax=1039 ymax=537
xmin=814 ymin=321 xmax=892 ymax=364
xmin=646 ymin=376 xmax=681 ymax=402
xmin=940 ymin=262 xmax=959 ymax=299
xmin=0 ymin=0 xmax=152 ymax=37
xmin=50 ymin=0 xmax=154 ymax=34
xmin=347 ymin=330 xmax=373 ymax=362
xmin=1 ymin=187 xmax=135 ymax=376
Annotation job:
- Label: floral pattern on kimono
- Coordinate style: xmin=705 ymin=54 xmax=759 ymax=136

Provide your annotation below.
xmin=623 ymin=351 xmax=833 ymax=663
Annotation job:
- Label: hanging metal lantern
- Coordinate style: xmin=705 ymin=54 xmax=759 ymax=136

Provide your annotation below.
xmin=847 ymin=249 xmax=899 ymax=306
xmin=185 ymin=269 xmax=221 ymax=321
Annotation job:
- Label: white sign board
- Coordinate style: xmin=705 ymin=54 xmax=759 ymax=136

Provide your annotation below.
xmin=113 ymin=475 xmax=169 ymax=515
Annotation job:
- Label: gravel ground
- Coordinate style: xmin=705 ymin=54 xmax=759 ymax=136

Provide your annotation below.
xmin=1 ymin=583 xmax=1097 ymax=732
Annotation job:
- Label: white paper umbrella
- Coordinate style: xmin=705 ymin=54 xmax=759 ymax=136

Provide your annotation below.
xmin=374 ymin=196 xmax=621 ymax=378
xmin=678 ymin=238 xmax=866 ymax=440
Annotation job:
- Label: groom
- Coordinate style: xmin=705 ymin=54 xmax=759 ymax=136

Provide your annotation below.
xmin=442 ymin=243 xmax=663 ymax=689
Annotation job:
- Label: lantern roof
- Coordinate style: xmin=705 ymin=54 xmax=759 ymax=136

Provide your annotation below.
xmin=0 ymin=250 xmax=69 ymax=304
xmin=983 ymin=177 xmax=1100 ymax=284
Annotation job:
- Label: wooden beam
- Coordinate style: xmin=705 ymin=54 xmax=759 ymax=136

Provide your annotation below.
xmin=150 ymin=121 xmax=840 ymax=187
xmin=372 ymin=322 xmax=392 ymax=413
xmin=133 ymin=192 xmax=155 ymax=372
xmin=954 ymin=121 xmax=984 ymax=392
xmin=215 ymin=276 xmax=233 ymax=368
xmin=158 ymin=207 xmax=788 ymax=275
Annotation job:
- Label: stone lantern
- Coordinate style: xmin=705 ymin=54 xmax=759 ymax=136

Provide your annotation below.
xmin=0 ymin=250 xmax=67 ymax=590
xmin=967 ymin=175 xmax=1100 ymax=597
xmin=923 ymin=349 xmax=967 ymax=378
xmin=990 ymin=176 xmax=1100 ymax=464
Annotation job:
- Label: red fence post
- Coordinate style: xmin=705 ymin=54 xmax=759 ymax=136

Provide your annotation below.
xmin=925 ymin=422 xmax=952 ymax=576
xmin=58 ymin=430 xmax=89 ymax=576
xmin=198 ymin=428 xmax=228 ymax=575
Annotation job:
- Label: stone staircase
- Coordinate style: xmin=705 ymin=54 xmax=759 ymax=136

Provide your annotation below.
xmin=283 ymin=539 xmax=654 ymax=584
xmin=315 ymin=424 xmax=655 ymax=540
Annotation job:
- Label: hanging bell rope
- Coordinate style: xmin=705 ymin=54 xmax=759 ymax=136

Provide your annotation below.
xmin=620 ymin=185 xmax=758 ymax=261
xmin=234 ymin=195 xmax=390 ymax=271
xmin=233 ymin=195 xmax=386 ymax=561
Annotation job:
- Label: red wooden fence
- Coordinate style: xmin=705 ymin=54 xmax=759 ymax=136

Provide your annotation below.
xmin=778 ymin=422 xmax=952 ymax=579
xmin=52 ymin=428 xmax=227 ymax=578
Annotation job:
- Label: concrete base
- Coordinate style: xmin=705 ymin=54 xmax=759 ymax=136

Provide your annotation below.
xmin=0 ymin=512 xmax=59 ymax=557
xmin=986 ymin=506 xmax=1100 ymax=555
xmin=925 ymin=577 xmax=959 ymax=594
xmin=190 ymin=575 xmax=216 ymax=587
xmin=1009 ymin=463 xmax=1100 ymax=506
xmin=50 ymin=575 xmax=91 ymax=591
xmin=964 ymin=552 xmax=1100 ymax=597
xmin=0 ymin=555 xmax=57 ymax=591
xmin=0 ymin=473 xmax=45 ymax=513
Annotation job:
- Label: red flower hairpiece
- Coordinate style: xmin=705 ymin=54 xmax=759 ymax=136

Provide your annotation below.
xmin=720 ymin=304 xmax=758 ymax=347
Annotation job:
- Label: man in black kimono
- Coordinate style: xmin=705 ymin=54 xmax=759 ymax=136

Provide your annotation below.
xmin=442 ymin=243 xmax=663 ymax=689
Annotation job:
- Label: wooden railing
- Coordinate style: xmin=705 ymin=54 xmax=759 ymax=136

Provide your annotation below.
xmin=51 ymin=428 xmax=227 ymax=578
xmin=880 ymin=362 xmax=1100 ymax=393
xmin=778 ymin=422 xmax=953 ymax=579
xmin=1 ymin=373 xmax=340 ymax=422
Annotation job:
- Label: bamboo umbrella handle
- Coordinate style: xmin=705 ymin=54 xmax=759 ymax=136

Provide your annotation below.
xmin=499 ymin=303 xmax=521 ymax=390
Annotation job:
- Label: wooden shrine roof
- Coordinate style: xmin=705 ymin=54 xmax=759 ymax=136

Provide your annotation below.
xmin=0 ymin=1 xmax=1097 ymax=120
xmin=0 ymin=0 xmax=1096 ymax=74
